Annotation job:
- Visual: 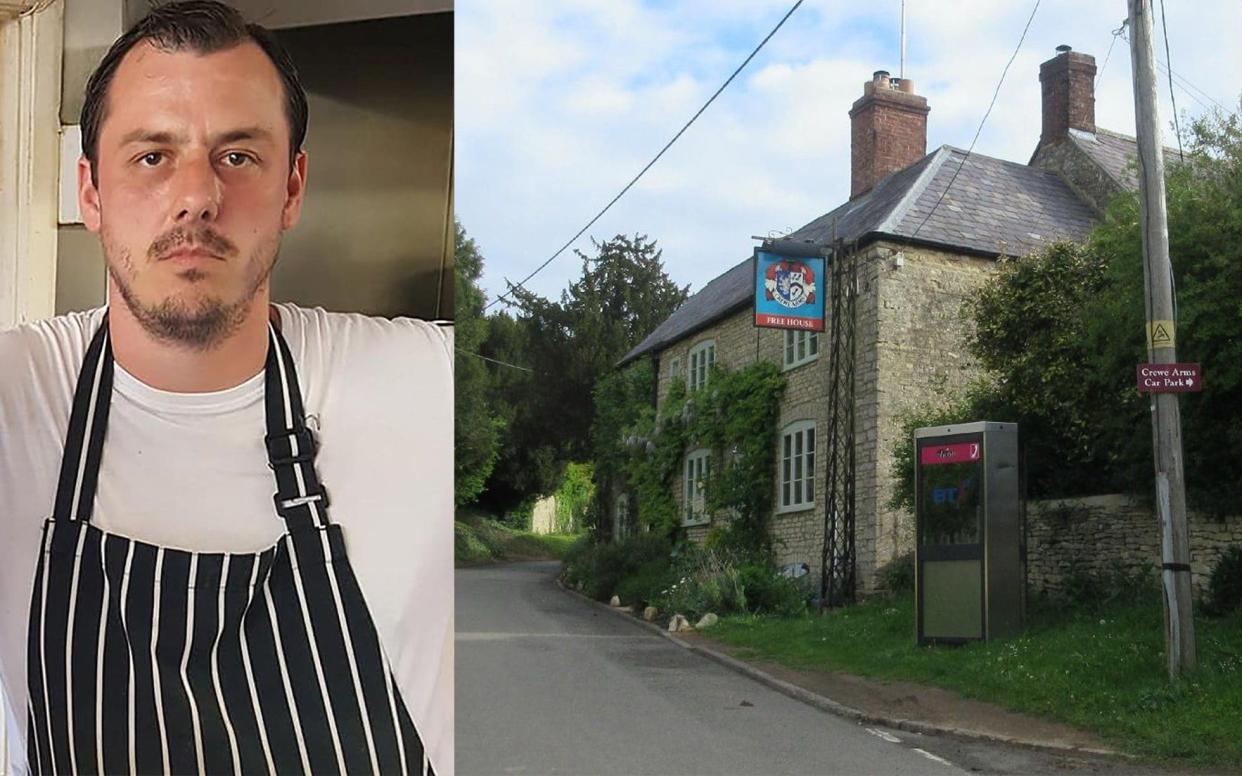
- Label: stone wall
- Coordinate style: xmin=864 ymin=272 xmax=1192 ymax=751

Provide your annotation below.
xmin=1027 ymin=494 xmax=1242 ymax=597
xmin=648 ymin=240 xmax=1000 ymax=595
xmin=654 ymin=292 xmax=830 ymax=578
xmin=862 ymin=243 xmax=996 ymax=591
xmin=1030 ymin=137 xmax=1120 ymax=215
xmin=529 ymin=494 xmax=558 ymax=535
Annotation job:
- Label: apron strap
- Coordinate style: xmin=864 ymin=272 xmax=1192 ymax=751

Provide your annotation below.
xmin=50 ymin=315 xmax=332 ymax=531
xmin=51 ymin=318 xmax=113 ymax=523
xmin=263 ymin=322 xmax=330 ymax=532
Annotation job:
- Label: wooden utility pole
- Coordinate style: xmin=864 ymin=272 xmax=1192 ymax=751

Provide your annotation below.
xmin=1126 ymin=0 xmax=1196 ymax=678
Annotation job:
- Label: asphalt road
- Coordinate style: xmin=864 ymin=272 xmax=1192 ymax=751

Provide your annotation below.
xmin=456 ymin=561 xmax=966 ymax=776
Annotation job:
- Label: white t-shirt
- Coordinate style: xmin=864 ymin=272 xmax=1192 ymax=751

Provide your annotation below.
xmin=0 ymin=304 xmax=453 ymax=776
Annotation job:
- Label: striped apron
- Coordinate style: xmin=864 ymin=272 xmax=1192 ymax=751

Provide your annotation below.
xmin=25 ymin=318 xmax=433 ymax=775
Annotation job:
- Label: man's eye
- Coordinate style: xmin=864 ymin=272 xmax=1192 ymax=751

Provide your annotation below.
xmin=139 ymin=152 xmax=164 ymax=166
xmin=222 ymin=152 xmax=253 ymax=167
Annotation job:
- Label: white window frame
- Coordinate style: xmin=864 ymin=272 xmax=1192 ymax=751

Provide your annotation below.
xmin=778 ymin=420 xmax=816 ymax=513
xmin=687 ymin=339 xmax=715 ymax=391
xmin=682 ymin=448 xmax=712 ymax=526
xmin=782 ymin=329 xmax=819 ymax=370
xmin=668 ymin=356 xmax=682 ymax=381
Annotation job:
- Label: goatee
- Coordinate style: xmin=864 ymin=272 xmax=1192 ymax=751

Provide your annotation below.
xmin=110 ymin=264 xmax=260 ymax=351
xmin=104 ymin=225 xmax=277 ymax=351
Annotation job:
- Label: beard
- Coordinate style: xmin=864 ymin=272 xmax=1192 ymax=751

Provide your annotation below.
xmin=104 ymin=225 xmax=279 ymax=351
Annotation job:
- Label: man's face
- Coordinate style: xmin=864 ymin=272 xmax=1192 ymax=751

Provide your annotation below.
xmin=79 ymin=39 xmax=307 ymax=349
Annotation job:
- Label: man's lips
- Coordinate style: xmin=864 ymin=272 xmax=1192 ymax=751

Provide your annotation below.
xmin=159 ymin=248 xmax=223 ymax=262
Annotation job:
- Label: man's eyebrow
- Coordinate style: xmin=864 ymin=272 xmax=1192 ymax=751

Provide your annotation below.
xmin=214 ymin=126 xmax=276 ymax=145
xmin=119 ymin=129 xmax=185 ymax=146
xmin=117 ymin=127 xmax=275 ymax=146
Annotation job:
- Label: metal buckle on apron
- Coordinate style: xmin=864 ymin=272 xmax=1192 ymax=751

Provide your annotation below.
xmin=273 ymin=487 xmax=331 ymax=516
xmin=265 ymin=426 xmax=318 ymax=468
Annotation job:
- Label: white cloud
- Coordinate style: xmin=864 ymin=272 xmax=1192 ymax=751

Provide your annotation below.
xmin=457 ymin=0 xmax=1242 ymax=304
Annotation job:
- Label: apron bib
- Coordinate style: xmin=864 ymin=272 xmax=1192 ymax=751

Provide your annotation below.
xmin=25 ymin=318 xmax=433 ymax=775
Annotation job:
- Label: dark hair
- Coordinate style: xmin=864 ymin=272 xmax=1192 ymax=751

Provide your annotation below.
xmin=80 ymin=0 xmax=308 ymax=185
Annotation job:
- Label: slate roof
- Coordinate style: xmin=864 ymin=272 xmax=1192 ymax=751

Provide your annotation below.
xmin=1066 ymin=127 xmax=1184 ymax=190
xmin=620 ymin=144 xmax=1099 ymax=366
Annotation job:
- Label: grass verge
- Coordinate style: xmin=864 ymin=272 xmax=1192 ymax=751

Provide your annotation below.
xmin=455 ymin=512 xmax=580 ymax=566
xmin=703 ymin=594 xmax=1242 ymax=769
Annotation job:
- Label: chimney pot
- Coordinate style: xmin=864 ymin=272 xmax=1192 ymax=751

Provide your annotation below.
xmin=850 ymin=71 xmax=929 ymax=199
xmin=1039 ymin=46 xmax=1097 ymax=143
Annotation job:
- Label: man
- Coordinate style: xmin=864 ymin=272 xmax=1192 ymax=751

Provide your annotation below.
xmin=0 ymin=3 xmax=452 ymax=774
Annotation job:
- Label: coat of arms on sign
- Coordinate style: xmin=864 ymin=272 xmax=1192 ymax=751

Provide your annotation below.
xmin=764 ymin=260 xmax=817 ymax=309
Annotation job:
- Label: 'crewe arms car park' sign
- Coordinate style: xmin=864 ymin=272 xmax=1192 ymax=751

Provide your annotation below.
xmin=1136 ymin=362 xmax=1202 ymax=393
xmin=753 ymin=249 xmax=825 ymax=331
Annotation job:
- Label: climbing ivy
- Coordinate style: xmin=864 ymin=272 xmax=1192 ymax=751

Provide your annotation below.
xmin=596 ymin=361 xmax=786 ymax=554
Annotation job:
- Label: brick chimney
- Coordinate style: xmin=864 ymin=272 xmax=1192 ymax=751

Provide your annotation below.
xmin=849 ymin=70 xmax=929 ymax=200
xmin=1039 ymin=45 xmax=1096 ymax=143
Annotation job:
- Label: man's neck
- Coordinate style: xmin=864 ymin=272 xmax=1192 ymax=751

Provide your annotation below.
xmin=107 ymin=289 xmax=276 ymax=393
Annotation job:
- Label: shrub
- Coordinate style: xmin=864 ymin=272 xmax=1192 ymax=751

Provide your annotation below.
xmin=454 ymin=521 xmax=494 ymax=565
xmin=656 ymin=549 xmax=809 ymax=619
xmin=877 ymin=551 xmax=915 ymax=594
xmin=658 ymin=548 xmax=745 ymax=619
xmin=553 ymin=462 xmax=594 ymax=534
xmin=561 ymin=533 xmax=672 ymax=601
xmin=1057 ymin=559 xmax=1158 ymax=609
xmin=615 ymin=559 xmax=677 ymax=608
xmin=736 ymin=564 xmax=808 ymax=616
xmin=1205 ymin=546 xmax=1242 ymax=616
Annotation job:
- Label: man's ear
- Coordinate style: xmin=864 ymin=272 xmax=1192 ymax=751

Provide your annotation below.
xmin=78 ymin=156 xmax=102 ymax=232
xmin=281 ymin=150 xmax=308 ymax=230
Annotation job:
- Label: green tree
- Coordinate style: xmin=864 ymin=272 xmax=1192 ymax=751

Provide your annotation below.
xmin=911 ymin=107 xmax=1242 ymax=514
xmin=507 ymin=234 xmax=689 ymax=461
xmin=482 ymin=234 xmax=689 ymax=515
xmin=474 ymin=311 xmax=562 ymax=518
xmin=962 ymin=241 xmax=1118 ymax=497
xmin=453 ymin=221 xmax=504 ymax=506
xmin=1083 ymin=108 xmax=1242 ymax=515
xmin=590 ymin=361 xmax=656 ymax=536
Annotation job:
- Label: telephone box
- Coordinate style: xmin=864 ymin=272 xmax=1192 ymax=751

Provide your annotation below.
xmin=914 ymin=422 xmax=1023 ymax=644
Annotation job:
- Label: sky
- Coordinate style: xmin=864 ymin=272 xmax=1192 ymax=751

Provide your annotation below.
xmin=456 ymin=0 xmax=1242 ymax=309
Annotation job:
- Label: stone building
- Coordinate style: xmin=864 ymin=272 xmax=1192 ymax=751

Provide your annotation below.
xmin=617 ymin=46 xmax=1156 ymax=593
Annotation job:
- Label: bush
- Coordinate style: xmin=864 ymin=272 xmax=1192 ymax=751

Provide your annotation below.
xmin=658 ymin=548 xmax=745 ymax=619
xmin=655 ymin=549 xmax=808 ymax=619
xmin=553 ymin=462 xmax=594 ymax=534
xmin=1205 ymin=546 xmax=1242 ymax=616
xmin=615 ymin=559 xmax=677 ymax=608
xmin=877 ymin=551 xmax=915 ymax=594
xmin=1056 ymin=559 xmax=1158 ymax=609
xmin=564 ymin=536 xmax=809 ymax=617
xmin=455 ymin=521 xmax=494 ymax=565
xmin=736 ymin=564 xmax=808 ymax=616
xmin=561 ymin=533 xmax=672 ymax=601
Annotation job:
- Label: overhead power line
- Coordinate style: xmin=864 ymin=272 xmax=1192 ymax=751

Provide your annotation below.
xmin=1117 ymin=26 xmax=1228 ymax=113
xmin=483 ymin=0 xmax=807 ymax=312
xmin=455 ymin=347 xmax=534 ymax=373
xmin=1095 ymin=20 xmax=1127 ymax=88
xmin=910 ymin=0 xmax=1042 ymax=240
xmin=1157 ymin=0 xmax=1184 ymax=160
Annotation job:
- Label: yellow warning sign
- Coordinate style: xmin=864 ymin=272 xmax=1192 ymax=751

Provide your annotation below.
xmin=1147 ymin=320 xmax=1175 ymax=350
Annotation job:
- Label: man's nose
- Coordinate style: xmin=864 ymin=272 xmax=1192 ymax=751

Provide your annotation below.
xmin=171 ymin=154 xmax=222 ymax=223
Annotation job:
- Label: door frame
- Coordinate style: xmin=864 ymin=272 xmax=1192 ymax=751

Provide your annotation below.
xmin=0 ymin=0 xmax=63 ymax=329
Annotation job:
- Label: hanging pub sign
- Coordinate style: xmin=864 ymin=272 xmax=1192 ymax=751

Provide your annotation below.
xmin=753 ymin=248 xmax=826 ymax=331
